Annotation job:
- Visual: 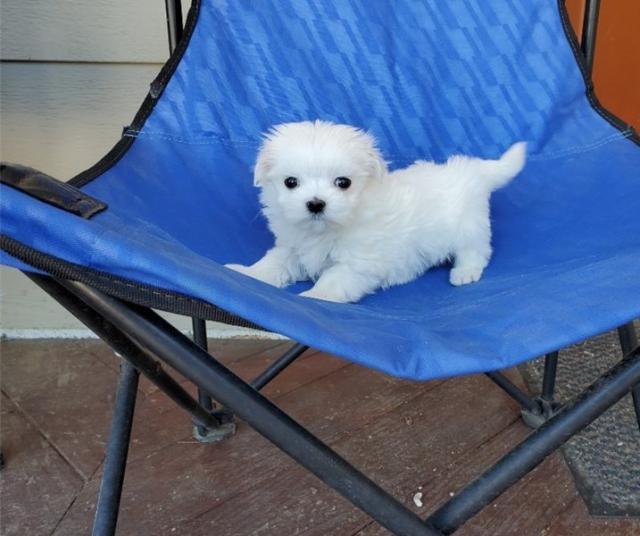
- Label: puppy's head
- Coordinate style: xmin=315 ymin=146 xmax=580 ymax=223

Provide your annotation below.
xmin=254 ymin=120 xmax=386 ymax=229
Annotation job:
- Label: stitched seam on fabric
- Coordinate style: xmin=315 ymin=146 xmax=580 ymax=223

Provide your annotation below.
xmin=528 ymin=132 xmax=631 ymax=161
xmin=124 ymin=130 xmax=261 ymax=147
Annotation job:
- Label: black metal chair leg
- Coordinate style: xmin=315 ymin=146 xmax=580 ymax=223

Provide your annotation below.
xmin=487 ymin=353 xmax=563 ymax=429
xmin=617 ymin=321 xmax=639 ymax=430
xmin=632 ymin=384 xmax=640 ymax=430
xmin=251 ymin=343 xmax=308 ymax=390
xmin=617 ymin=322 xmax=638 ymax=356
xmin=192 ymin=318 xmax=213 ymax=416
xmin=93 ymin=361 xmax=139 ymax=536
xmin=485 ymin=371 xmax=539 ymax=413
xmin=581 ymin=0 xmax=601 ymax=76
xmin=190 ymin=317 xmax=233 ymax=443
xmin=164 ymin=0 xmax=183 ymax=54
xmin=541 ymin=351 xmax=559 ymax=402
xmin=193 ymin=322 xmax=308 ymax=439
xmin=190 ymin=318 xmax=236 ymax=442
xmin=520 ymin=351 xmax=564 ymax=429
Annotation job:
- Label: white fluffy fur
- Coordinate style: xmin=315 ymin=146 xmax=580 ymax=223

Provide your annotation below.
xmin=226 ymin=120 xmax=526 ymax=303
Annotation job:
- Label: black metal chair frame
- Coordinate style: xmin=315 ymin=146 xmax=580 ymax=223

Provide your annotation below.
xmin=13 ymin=1 xmax=640 ymax=534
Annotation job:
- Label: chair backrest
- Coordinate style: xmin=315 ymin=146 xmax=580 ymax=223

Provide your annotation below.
xmin=135 ymin=0 xmax=620 ymax=167
xmin=70 ymin=0 xmax=630 ymax=265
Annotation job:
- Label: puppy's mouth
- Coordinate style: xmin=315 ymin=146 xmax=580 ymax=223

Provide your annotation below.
xmin=304 ymin=212 xmax=331 ymax=229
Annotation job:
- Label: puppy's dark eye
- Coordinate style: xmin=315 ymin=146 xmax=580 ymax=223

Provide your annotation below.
xmin=334 ymin=176 xmax=351 ymax=190
xmin=284 ymin=177 xmax=299 ymax=189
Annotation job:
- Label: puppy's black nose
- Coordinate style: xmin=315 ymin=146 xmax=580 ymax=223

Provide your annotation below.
xmin=306 ymin=198 xmax=326 ymax=214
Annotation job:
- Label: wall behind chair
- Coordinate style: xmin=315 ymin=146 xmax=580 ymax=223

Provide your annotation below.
xmin=0 ymin=1 xmax=269 ymax=338
xmin=1 ymin=1 xmax=171 ymax=177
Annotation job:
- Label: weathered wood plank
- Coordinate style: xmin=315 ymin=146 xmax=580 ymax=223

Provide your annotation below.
xmin=0 ymin=395 xmax=83 ymax=536
xmin=1 ymin=339 xmax=122 ymax=479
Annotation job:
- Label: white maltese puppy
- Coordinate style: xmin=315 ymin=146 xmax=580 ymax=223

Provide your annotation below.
xmin=226 ymin=121 xmax=526 ymax=303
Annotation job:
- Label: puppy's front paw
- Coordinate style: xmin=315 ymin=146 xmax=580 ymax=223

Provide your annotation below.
xmin=225 ymin=263 xmax=251 ymax=275
xmin=225 ymin=263 xmax=261 ymax=281
xmin=299 ymin=288 xmax=348 ymax=303
xmin=449 ymin=265 xmax=483 ymax=286
xmin=225 ymin=262 xmax=291 ymax=288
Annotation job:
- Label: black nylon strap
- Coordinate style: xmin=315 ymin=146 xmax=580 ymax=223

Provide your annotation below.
xmin=1 ymin=162 xmax=107 ymax=219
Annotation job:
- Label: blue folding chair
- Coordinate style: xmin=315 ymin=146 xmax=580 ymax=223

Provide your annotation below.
xmin=1 ymin=1 xmax=639 ymax=534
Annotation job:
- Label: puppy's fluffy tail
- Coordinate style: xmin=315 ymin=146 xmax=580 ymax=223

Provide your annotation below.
xmin=480 ymin=142 xmax=527 ymax=191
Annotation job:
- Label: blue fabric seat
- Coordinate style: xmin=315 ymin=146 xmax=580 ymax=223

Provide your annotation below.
xmin=2 ymin=0 xmax=639 ymax=380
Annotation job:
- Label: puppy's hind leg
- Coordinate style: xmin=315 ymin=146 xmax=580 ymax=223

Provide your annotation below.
xmin=226 ymin=246 xmax=301 ymax=288
xmin=449 ymin=237 xmax=492 ymax=287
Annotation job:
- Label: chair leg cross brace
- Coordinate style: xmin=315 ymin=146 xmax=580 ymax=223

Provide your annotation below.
xmin=190 ymin=317 xmax=236 ymax=442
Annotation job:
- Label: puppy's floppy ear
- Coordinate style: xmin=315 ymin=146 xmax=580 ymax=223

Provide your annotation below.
xmin=363 ymin=133 xmax=388 ymax=180
xmin=253 ymin=141 xmax=272 ymax=187
xmin=367 ymin=150 xmax=387 ymax=180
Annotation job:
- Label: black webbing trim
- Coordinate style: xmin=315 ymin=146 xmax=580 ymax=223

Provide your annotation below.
xmin=68 ymin=0 xmax=203 ymax=188
xmin=1 ymin=234 xmax=265 ymax=331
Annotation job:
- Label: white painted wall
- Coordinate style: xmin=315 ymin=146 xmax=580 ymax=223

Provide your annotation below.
xmin=1 ymin=62 xmax=161 ymax=179
xmin=1 ymin=1 xmax=168 ymax=63
xmin=0 ymin=2 xmax=269 ymax=338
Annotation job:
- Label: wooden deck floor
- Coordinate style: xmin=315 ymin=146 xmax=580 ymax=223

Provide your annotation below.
xmin=1 ymin=339 xmax=637 ymax=535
